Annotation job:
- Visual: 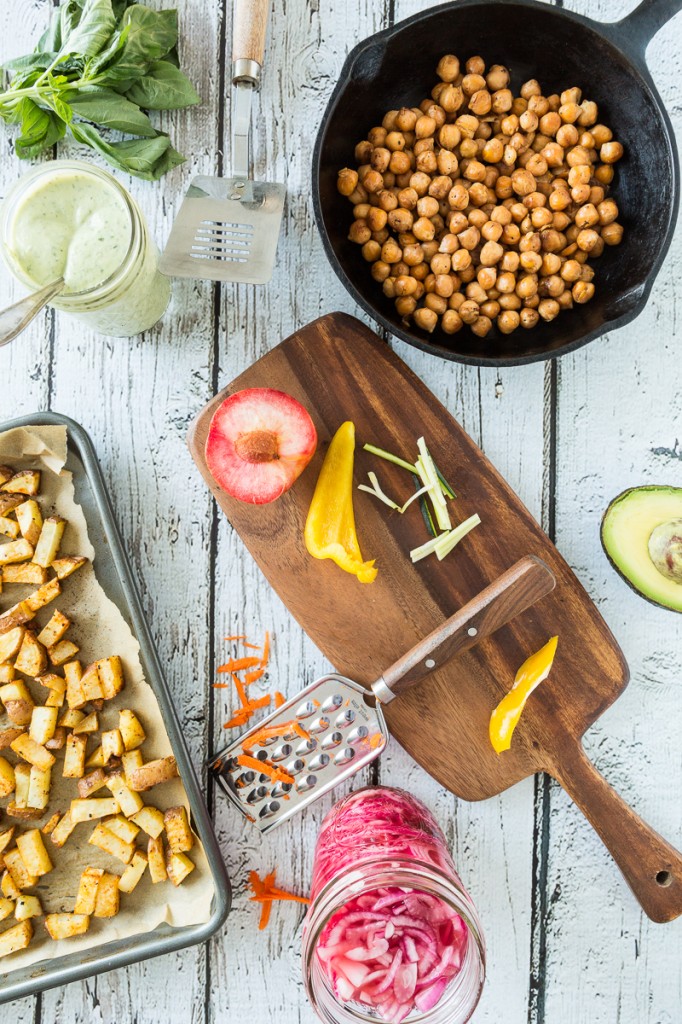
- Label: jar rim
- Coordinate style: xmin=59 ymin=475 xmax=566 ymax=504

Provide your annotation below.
xmin=0 ymin=159 xmax=141 ymax=301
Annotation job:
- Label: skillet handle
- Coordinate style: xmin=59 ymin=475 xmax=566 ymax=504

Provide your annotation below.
xmin=372 ymin=555 xmax=556 ymax=702
xmin=609 ymin=0 xmax=682 ymax=61
xmin=232 ymin=0 xmax=270 ymax=85
xmin=550 ymin=743 xmax=682 ymax=923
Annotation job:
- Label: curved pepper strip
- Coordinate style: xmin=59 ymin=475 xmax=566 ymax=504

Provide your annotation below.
xmin=489 ymin=635 xmax=558 ymax=753
xmin=304 ymin=421 xmax=377 ymax=583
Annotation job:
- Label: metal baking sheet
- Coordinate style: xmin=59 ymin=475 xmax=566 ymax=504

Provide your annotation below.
xmin=0 ymin=411 xmax=230 ymax=1003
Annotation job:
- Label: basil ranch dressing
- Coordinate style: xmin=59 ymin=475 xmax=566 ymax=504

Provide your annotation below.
xmin=0 ymin=160 xmax=170 ymax=336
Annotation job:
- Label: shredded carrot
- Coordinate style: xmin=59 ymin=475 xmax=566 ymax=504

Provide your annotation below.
xmin=233 ymin=675 xmax=248 ymax=708
xmin=312 ymin=699 xmax=321 ymax=708
xmin=217 ymin=656 xmax=262 ymax=673
xmin=245 ymin=694 xmax=271 ymax=712
xmin=293 ymin=722 xmax=310 ymax=740
xmin=248 ymin=869 xmax=310 ymax=930
xmin=236 ymin=754 xmax=294 ymax=785
xmin=212 ymin=682 xmax=232 ymax=689
xmin=242 ymin=641 xmax=261 ymax=650
xmin=260 ymin=630 xmax=270 ymax=666
xmin=244 ymin=667 xmax=266 ymax=685
xmin=370 ymin=732 xmax=383 ymax=750
xmin=223 ymin=635 xmax=246 ymax=642
xmin=223 ymin=710 xmax=251 ymax=729
xmin=274 ymin=691 xmax=285 ymax=707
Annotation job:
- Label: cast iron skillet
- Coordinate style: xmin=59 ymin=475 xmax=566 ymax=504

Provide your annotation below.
xmin=312 ymin=0 xmax=682 ymax=365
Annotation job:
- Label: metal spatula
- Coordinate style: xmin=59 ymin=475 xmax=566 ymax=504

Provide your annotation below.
xmin=208 ymin=556 xmax=556 ymax=832
xmin=159 ymin=0 xmax=284 ymax=283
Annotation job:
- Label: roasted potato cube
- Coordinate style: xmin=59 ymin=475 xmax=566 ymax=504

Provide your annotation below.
xmin=121 ymin=749 xmax=143 ymax=781
xmin=0 ymin=467 xmax=13 ymax=487
xmin=1 ymin=870 xmax=21 ymax=899
xmin=0 ymin=726 xmax=23 ymax=749
xmin=0 ymin=600 xmax=35 ymax=633
xmin=44 ymin=913 xmax=89 ymax=940
xmin=166 ymin=851 xmax=195 ymax=887
xmin=70 ymin=798 xmax=119 ymax=824
xmin=62 ymin=734 xmax=88 ymax=779
xmin=4 ymin=848 xmax=37 ymax=890
xmin=15 ymin=894 xmax=42 ymax=920
xmin=36 ymin=610 xmax=70 ymax=649
xmin=96 ymin=656 xmax=124 ymax=699
xmin=0 ymin=919 xmax=32 ymax=956
xmin=27 ymin=765 xmax=51 ymax=810
xmin=127 ymin=756 xmax=178 ymax=793
xmin=0 ymin=494 xmax=25 ymax=517
xmin=14 ymin=632 xmax=47 ymax=677
xmin=102 ymin=729 xmax=124 ymax=764
xmin=0 ymin=539 xmax=34 ymax=565
xmin=0 ymin=518 xmax=19 ymax=540
xmin=41 ymin=812 xmax=61 ymax=836
xmin=103 ymin=815 xmax=139 ymax=844
xmin=13 ymin=763 xmax=30 ymax=808
xmin=58 ymin=708 xmax=84 ymax=729
xmin=106 ymin=773 xmax=143 ymax=817
xmin=51 ymin=556 xmax=87 ymax=580
xmin=84 ymin=744 xmax=104 ymax=769
xmin=74 ymin=867 xmax=104 ymax=915
xmin=50 ymin=811 xmax=76 ymax=848
xmin=14 ymin=500 xmax=42 ymax=547
xmin=73 ymin=712 xmax=98 ymax=735
xmin=118 ymin=711 xmax=145 ymax=756
xmin=0 ymin=829 xmax=15 ymax=856
xmin=79 ymin=662 xmax=103 ymax=702
xmin=94 ymin=873 xmax=120 ymax=918
xmin=0 ymin=627 xmax=25 ymax=664
xmin=1 ymin=470 xmax=40 ymax=496
xmin=1 ymin=679 xmax=34 ymax=726
xmin=45 ymin=688 xmax=65 ymax=709
xmin=88 ymin=823 xmax=134 ymax=864
xmin=25 ymin=578 xmax=61 ymax=614
xmin=0 ymin=757 xmax=15 ymax=798
xmin=29 ymin=706 xmax=58 ymax=746
xmin=0 ymin=897 xmax=13 ymax=923
xmin=6 ymin=804 xmax=42 ymax=822
xmin=36 ymin=671 xmax=66 ymax=694
xmin=0 ymin=663 xmax=15 ymax=683
xmin=77 ymin=768 xmax=107 ymax=799
xmin=16 ymin=830 xmax=52 ymax=877
xmin=130 ymin=804 xmax=165 ymax=839
xmin=1 ymin=563 xmax=47 ymax=585
xmin=118 ymin=851 xmax=148 ymax=894
xmin=32 ymin=517 xmax=65 ymax=568
xmin=64 ymin=660 xmax=86 ymax=710
xmin=10 ymin=734 xmax=55 ymax=772
xmin=147 ymin=835 xmax=167 ymax=883
xmin=164 ymin=806 xmax=194 ymax=854
xmin=45 ymin=726 xmax=67 ymax=749
xmin=49 ymin=639 xmax=80 ymax=667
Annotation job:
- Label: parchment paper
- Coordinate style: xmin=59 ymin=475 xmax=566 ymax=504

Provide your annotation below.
xmin=0 ymin=424 xmax=214 ymax=973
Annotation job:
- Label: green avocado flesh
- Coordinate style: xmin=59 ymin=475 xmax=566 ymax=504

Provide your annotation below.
xmin=601 ymin=486 xmax=682 ymax=613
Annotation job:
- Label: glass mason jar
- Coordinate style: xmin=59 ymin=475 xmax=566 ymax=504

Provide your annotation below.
xmin=0 ymin=160 xmax=170 ymax=337
xmin=302 ymin=787 xmax=485 ymax=1024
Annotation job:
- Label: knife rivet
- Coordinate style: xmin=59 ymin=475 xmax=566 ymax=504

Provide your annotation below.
xmin=468 ymin=627 xmax=478 ymax=637
xmin=425 ymin=658 xmax=436 ymax=669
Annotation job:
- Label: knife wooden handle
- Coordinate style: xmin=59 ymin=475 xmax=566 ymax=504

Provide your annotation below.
xmin=374 ymin=555 xmax=556 ymax=700
xmin=232 ymin=0 xmax=270 ymax=78
xmin=551 ymin=742 xmax=682 ymax=923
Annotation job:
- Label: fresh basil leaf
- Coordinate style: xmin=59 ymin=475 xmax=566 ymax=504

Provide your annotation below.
xmin=118 ymin=5 xmax=178 ymax=63
xmin=69 ymin=120 xmax=176 ymax=178
xmin=125 ymin=60 xmax=199 ymax=110
xmin=2 ymin=52 xmax=55 ymax=74
xmin=14 ymin=99 xmax=65 ymax=158
xmin=60 ymin=0 xmax=116 ymax=59
xmin=66 ymin=85 xmax=155 ymax=136
xmin=60 ymin=0 xmax=85 ymax=47
xmin=46 ymin=87 xmax=74 ymax=125
xmin=143 ymin=140 xmax=184 ymax=179
xmin=111 ymin=0 xmax=133 ymax=19
xmin=38 ymin=8 xmax=63 ymax=52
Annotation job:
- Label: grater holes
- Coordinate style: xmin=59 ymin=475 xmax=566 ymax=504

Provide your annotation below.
xmin=284 ymin=758 xmax=306 ymax=777
xmin=269 ymin=743 xmax=293 ymax=762
xmin=295 ymin=774 xmax=317 ymax=793
xmin=308 ymin=753 xmax=330 ymax=772
xmin=335 ymin=709 xmax=355 ymax=729
xmin=334 ymin=747 xmax=355 ymax=766
xmin=258 ymin=800 xmax=281 ymax=819
xmin=321 ymin=694 xmax=344 ymax=713
xmin=295 ymin=737 xmax=317 ymax=756
xmin=270 ymin=781 xmax=293 ymax=799
xmin=246 ymin=785 xmax=269 ymax=805
xmin=309 ymin=716 xmax=330 ymax=735
xmin=295 ymin=700 xmax=317 ymax=719
xmin=321 ymin=731 xmax=344 ymax=751
xmin=347 ymin=725 xmax=369 ymax=744
xmin=235 ymin=771 xmax=256 ymax=789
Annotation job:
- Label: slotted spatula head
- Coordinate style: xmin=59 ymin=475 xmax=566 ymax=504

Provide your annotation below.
xmin=208 ymin=674 xmax=386 ymax=832
xmin=159 ymin=176 xmax=285 ymax=284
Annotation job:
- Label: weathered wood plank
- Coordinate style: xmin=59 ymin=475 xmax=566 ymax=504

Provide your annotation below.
xmin=543 ymin=2 xmax=682 ymax=1022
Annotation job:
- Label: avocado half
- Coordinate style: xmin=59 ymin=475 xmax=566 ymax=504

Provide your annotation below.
xmin=601 ymin=486 xmax=682 ymax=613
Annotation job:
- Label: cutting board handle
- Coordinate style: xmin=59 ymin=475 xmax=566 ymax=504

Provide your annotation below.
xmin=552 ymin=743 xmax=682 ymax=923
xmin=374 ymin=555 xmax=556 ymax=700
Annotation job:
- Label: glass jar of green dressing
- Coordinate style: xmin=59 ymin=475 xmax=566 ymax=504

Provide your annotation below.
xmin=0 ymin=160 xmax=170 ymax=337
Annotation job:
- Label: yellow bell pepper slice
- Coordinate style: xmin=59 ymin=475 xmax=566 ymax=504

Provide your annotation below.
xmin=304 ymin=421 xmax=377 ymax=584
xmin=489 ymin=635 xmax=558 ymax=753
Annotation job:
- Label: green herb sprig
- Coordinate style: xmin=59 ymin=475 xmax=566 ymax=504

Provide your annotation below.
xmin=0 ymin=0 xmax=200 ymax=180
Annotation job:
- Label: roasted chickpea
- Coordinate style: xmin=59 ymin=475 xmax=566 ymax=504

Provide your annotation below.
xmin=456 ymin=114 xmax=480 ymax=139
xmin=467 ymin=89 xmax=491 ymax=116
xmin=459 ymin=299 xmax=480 ymax=323
xmin=539 ymin=273 xmax=564 ymax=298
xmin=463 ymin=160 xmax=486 ymax=182
xmin=337 ymin=168 xmax=359 ymax=196
xmin=424 ymin=293 xmax=447 ymax=315
xmin=601 ymin=222 xmax=624 ymax=246
xmin=471 ymin=314 xmax=493 ymax=337
xmin=520 ymin=78 xmax=541 ymax=99
xmin=451 ymin=248 xmax=472 ymax=272
xmin=501 ymin=222 xmax=521 ymax=245
xmin=511 ymin=168 xmax=537 ymax=196
xmin=537 ymin=298 xmax=560 ymax=321
xmin=348 ymin=219 xmax=371 ymax=244
xmin=591 ymin=123 xmax=613 ymax=146
xmin=495 ymin=271 xmax=515 ymax=294
xmin=595 ymin=163 xmax=614 ymax=185
xmin=441 ymin=309 xmax=464 ymax=333
xmin=555 ymin=123 xmax=579 ymax=149
xmin=367 ymin=207 xmax=388 ymax=232
xmin=519 ymin=307 xmax=539 ymax=328
xmin=437 ymin=150 xmax=459 ymax=176
xmin=481 ymin=219 xmax=504 ymax=242
xmin=559 ymin=102 xmax=580 ymax=123
xmin=413 ymin=306 xmax=438 ymax=332
xmin=486 ymin=64 xmax=509 ymax=90
xmin=576 ymin=228 xmax=600 ymax=252
xmin=410 ymin=171 xmax=432 ymax=196
xmin=437 ymin=54 xmax=460 ymax=82
xmin=572 ymin=280 xmax=595 ymax=303
xmin=496 ymin=309 xmax=520 ymax=334
xmin=600 ymin=141 xmax=624 ymax=164
xmin=361 ymin=240 xmax=381 ymax=262
xmin=447 ymin=184 xmax=469 ymax=210
xmin=500 ymin=250 xmax=520 ymax=273
xmin=491 ymin=88 xmax=514 ymax=114
xmin=540 ymin=111 xmax=562 ymax=136
xmin=381 ymin=238 xmax=402 ymax=264
xmin=382 ymin=110 xmax=399 ymax=131
xmin=516 ymin=274 xmax=538 ymax=299
xmin=462 ymin=73 xmax=486 ymax=97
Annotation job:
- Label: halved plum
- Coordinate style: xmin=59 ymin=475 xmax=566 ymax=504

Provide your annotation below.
xmin=205 ymin=388 xmax=317 ymax=504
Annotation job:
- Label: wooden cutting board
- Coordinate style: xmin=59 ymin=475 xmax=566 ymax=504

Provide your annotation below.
xmin=188 ymin=312 xmax=682 ymax=922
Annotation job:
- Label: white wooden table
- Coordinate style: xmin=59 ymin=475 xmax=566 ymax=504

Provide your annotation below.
xmin=1 ymin=1 xmax=681 ymax=1021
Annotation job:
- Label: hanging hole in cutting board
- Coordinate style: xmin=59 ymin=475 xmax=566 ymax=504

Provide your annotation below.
xmin=656 ymin=870 xmax=673 ymax=888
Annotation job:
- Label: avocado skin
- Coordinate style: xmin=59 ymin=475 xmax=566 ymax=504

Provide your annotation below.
xmin=601 ymin=485 xmax=682 ymax=614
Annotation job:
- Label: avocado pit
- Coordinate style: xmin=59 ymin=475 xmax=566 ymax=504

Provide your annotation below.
xmin=648 ymin=519 xmax=682 ymax=583
xmin=235 ymin=430 xmax=280 ymax=464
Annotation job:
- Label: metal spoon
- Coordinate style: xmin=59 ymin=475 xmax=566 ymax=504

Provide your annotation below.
xmin=0 ymin=278 xmax=65 ymax=347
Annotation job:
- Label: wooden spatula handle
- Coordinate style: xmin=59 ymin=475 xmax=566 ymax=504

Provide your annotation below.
xmin=374 ymin=555 xmax=555 ymax=701
xmin=552 ymin=743 xmax=682 ymax=923
xmin=232 ymin=0 xmax=270 ymax=83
